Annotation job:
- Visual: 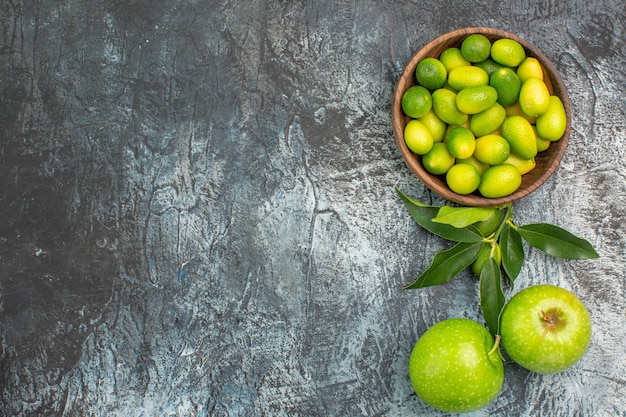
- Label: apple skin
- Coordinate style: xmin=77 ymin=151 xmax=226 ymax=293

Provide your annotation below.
xmin=499 ymin=284 xmax=592 ymax=374
xmin=409 ymin=318 xmax=504 ymax=413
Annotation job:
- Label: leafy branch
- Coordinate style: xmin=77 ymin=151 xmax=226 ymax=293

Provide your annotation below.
xmin=396 ymin=188 xmax=599 ymax=336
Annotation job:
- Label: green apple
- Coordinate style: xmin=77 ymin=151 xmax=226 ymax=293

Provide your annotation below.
xmin=499 ymin=284 xmax=592 ymax=374
xmin=408 ymin=318 xmax=504 ymax=413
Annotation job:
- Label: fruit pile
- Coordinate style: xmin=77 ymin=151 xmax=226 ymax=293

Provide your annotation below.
xmin=401 ymin=34 xmax=567 ymax=198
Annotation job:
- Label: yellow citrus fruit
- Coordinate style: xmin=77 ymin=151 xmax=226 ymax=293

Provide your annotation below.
xmin=401 ymin=85 xmax=432 ymax=118
xmin=422 ymin=142 xmax=455 ymax=175
xmin=534 ymin=126 xmax=551 ymax=152
xmin=519 ymin=77 xmax=551 ymax=117
xmin=474 ymin=134 xmax=510 ymax=165
xmin=502 ymin=153 xmax=536 ymax=175
xmin=473 ymin=58 xmax=505 ymax=77
xmin=416 ymin=57 xmax=448 ymax=90
xmin=432 ymin=88 xmax=469 ymax=126
xmin=461 ymin=34 xmax=492 ymax=63
xmin=478 ymin=164 xmax=522 ymax=198
xmin=470 ymin=102 xmax=506 ymax=137
xmin=501 ymin=115 xmax=538 ymax=160
xmin=505 ymin=101 xmax=536 ymax=124
xmin=448 ymin=66 xmax=489 ymax=90
xmin=489 ymin=67 xmax=521 ymax=107
xmin=490 ymin=38 xmax=526 ymax=67
xmin=456 ymin=85 xmax=498 ymax=114
xmin=456 ymin=155 xmax=489 ymax=175
xmin=446 ymin=163 xmax=481 ymax=195
xmin=404 ymin=119 xmax=434 ymax=155
xmin=419 ymin=109 xmax=447 ymax=143
xmin=440 ymin=47 xmax=471 ymax=72
xmin=536 ymin=95 xmax=567 ymax=141
xmin=516 ymin=57 xmax=544 ymax=83
xmin=446 ymin=126 xmax=476 ymax=159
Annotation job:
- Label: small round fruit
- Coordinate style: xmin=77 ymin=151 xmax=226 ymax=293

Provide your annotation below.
xmin=448 ymin=66 xmax=489 ymax=91
xmin=470 ymin=102 xmax=506 ymax=137
xmin=474 ymin=58 xmax=504 ymax=77
xmin=439 ymin=47 xmax=471 ymax=72
xmin=474 ymin=209 xmax=503 ymax=236
xmin=422 ymin=142 xmax=455 ymax=175
xmin=457 ymin=155 xmax=489 ymax=175
xmin=419 ymin=110 xmax=447 ymax=143
xmin=456 ymin=85 xmax=498 ymax=114
xmin=474 ymin=134 xmax=510 ymax=165
xmin=446 ymin=163 xmax=481 ymax=195
xmin=519 ymin=77 xmax=551 ymax=117
xmin=416 ymin=57 xmax=448 ymax=90
xmin=536 ymin=95 xmax=567 ymax=141
xmin=489 ymin=67 xmax=521 ymax=107
xmin=499 ymin=284 xmax=592 ymax=374
xmin=461 ymin=34 xmax=492 ymax=63
xmin=478 ymin=164 xmax=522 ymax=198
xmin=502 ymin=153 xmax=536 ymax=175
xmin=516 ymin=57 xmax=544 ymax=83
xmin=432 ymin=88 xmax=469 ymax=126
xmin=404 ymin=119 xmax=434 ymax=155
xmin=501 ymin=115 xmax=538 ymax=160
xmin=401 ymin=85 xmax=432 ymax=118
xmin=408 ymin=318 xmax=504 ymax=413
xmin=446 ymin=126 xmax=476 ymax=159
xmin=490 ymin=38 xmax=526 ymax=67
xmin=471 ymin=243 xmax=502 ymax=276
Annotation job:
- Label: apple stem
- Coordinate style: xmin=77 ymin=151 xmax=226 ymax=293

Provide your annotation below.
xmin=488 ymin=334 xmax=501 ymax=356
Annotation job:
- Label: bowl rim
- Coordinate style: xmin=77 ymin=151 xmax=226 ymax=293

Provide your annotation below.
xmin=392 ymin=27 xmax=571 ymax=206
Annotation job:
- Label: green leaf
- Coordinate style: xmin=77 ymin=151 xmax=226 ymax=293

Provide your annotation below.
xmin=479 ymin=257 xmax=505 ymax=337
xmin=500 ymin=223 xmax=524 ymax=282
xmin=516 ymin=223 xmax=600 ymax=259
xmin=395 ymin=188 xmax=484 ymax=243
xmin=432 ymin=206 xmax=497 ymax=228
xmin=404 ymin=242 xmax=484 ymax=289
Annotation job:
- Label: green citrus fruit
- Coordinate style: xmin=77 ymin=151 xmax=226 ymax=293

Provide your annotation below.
xmin=440 ymin=47 xmax=471 ymax=72
xmin=470 ymin=102 xmax=506 ymax=137
xmin=519 ymin=77 xmax=551 ymax=117
xmin=516 ymin=57 xmax=544 ymax=83
xmin=505 ymin=101 xmax=536 ymax=124
xmin=474 ymin=134 xmax=510 ymax=165
xmin=478 ymin=164 xmax=522 ymax=198
xmin=456 ymin=155 xmax=489 ymax=175
xmin=402 ymin=85 xmax=433 ymax=118
xmin=404 ymin=119 xmax=434 ymax=155
xmin=489 ymin=67 xmax=521 ymax=107
xmin=446 ymin=126 xmax=476 ymax=159
xmin=419 ymin=109 xmax=447 ymax=143
xmin=432 ymin=88 xmax=469 ymax=126
xmin=446 ymin=163 xmax=481 ymax=195
xmin=448 ymin=66 xmax=489 ymax=91
xmin=456 ymin=86 xmax=498 ymax=114
xmin=422 ymin=142 xmax=455 ymax=175
xmin=490 ymin=38 xmax=526 ymax=67
xmin=472 ymin=243 xmax=502 ymax=276
xmin=461 ymin=34 xmax=492 ymax=63
xmin=473 ymin=58 xmax=505 ymax=77
xmin=536 ymin=95 xmax=567 ymax=141
xmin=416 ymin=57 xmax=448 ymax=90
xmin=501 ymin=115 xmax=538 ymax=160
xmin=502 ymin=152 xmax=536 ymax=175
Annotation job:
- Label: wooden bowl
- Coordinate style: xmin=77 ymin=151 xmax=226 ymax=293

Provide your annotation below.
xmin=392 ymin=27 xmax=571 ymax=206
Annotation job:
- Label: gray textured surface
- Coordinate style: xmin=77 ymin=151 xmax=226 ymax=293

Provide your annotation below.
xmin=1 ymin=1 xmax=625 ymax=416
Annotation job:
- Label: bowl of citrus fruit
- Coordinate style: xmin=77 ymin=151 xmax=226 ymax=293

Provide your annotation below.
xmin=392 ymin=27 xmax=571 ymax=206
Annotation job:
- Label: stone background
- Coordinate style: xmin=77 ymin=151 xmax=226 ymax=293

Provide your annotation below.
xmin=1 ymin=1 xmax=624 ymax=416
